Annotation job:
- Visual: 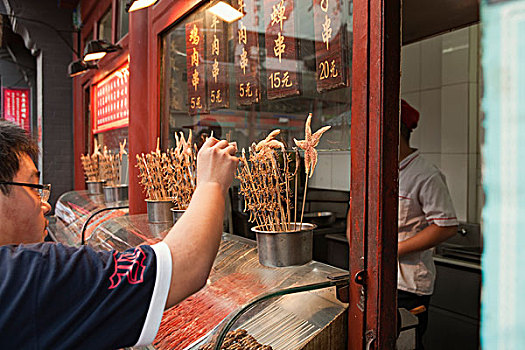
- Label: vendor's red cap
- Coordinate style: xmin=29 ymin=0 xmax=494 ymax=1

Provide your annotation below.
xmin=401 ymin=99 xmax=419 ymax=130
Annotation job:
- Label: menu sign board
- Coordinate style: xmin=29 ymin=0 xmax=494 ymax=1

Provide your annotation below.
xmin=264 ymin=0 xmax=301 ymax=100
xmin=186 ymin=19 xmax=208 ymax=115
xmin=3 ymin=88 xmax=30 ymax=133
xmin=93 ymin=63 xmax=129 ymax=134
xmin=234 ymin=0 xmax=261 ymax=106
xmin=206 ymin=13 xmax=229 ymax=110
xmin=313 ymin=0 xmax=349 ymax=92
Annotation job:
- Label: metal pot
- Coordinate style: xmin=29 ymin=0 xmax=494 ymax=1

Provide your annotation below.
xmin=146 ymin=199 xmax=175 ymax=223
xmin=303 ymin=211 xmax=336 ymax=228
xmin=103 ymin=184 xmax=129 ymax=204
xmin=170 ymin=208 xmax=186 ymax=224
xmin=251 ymin=223 xmax=316 ymax=267
xmin=86 ymin=180 xmax=105 ymax=195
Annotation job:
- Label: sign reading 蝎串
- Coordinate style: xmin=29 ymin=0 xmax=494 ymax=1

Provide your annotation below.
xmin=264 ymin=0 xmax=301 ymax=100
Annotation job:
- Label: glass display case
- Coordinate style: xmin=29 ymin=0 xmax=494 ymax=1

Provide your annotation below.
xmin=86 ymin=214 xmax=348 ymax=350
xmin=48 ymin=190 xmax=129 ymax=246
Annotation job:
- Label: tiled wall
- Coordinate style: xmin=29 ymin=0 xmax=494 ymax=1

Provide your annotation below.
xmin=309 ymin=151 xmax=350 ymax=192
xmin=401 ymin=25 xmax=481 ymax=223
xmin=311 ymin=24 xmax=482 ymax=223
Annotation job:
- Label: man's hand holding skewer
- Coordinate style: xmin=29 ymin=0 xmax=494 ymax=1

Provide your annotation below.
xmin=197 ymin=137 xmax=239 ymax=196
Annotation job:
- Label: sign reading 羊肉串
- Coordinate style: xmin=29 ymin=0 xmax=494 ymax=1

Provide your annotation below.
xmin=234 ymin=0 xmax=261 ymax=106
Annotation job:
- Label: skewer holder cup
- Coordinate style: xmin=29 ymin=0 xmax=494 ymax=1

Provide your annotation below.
xmin=170 ymin=208 xmax=186 ymax=224
xmin=146 ymin=199 xmax=175 ymax=223
xmin=251 ymin=223 xmax=316 ymax=267
xmin=103 ymin=184 xmax=129 ymax=204
xmin=86 ymin=180 xmax=106 ymax=195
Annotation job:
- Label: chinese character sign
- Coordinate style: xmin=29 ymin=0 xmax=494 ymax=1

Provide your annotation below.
xmin=3 ymin=88 xmax=31 ymax=133
xmin=264 ymin=0 xmax=301 ymax=100
xmin=313 ymin=0 xmax=349 ymax=92
xmin=234 ymin=0 xmax=261 ymax=106
xmin=93 ymin=63 xmax=130 ymax=134
xmin=186 ymin=19 xmax=208 ymax=115
xmin=206 ymin=13 xmax=229 ymax=110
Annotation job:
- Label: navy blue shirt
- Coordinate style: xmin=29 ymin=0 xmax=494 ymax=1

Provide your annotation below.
xmin=0 ymin=242 xmax=168 ymax=349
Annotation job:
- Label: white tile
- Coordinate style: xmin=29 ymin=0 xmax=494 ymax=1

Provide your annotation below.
xmin=421 ymin=35 xmax=442 ymax=90
xmin=421 ymin=153 xmax=441 ymax=168
xmin=418 ymin=88 xmax=442 ymax=153
xmin=442 ymin=28 xmax=469 ymax=85
xmin=468 ymin=82 xmax=479 ymax=154
xmin=469 ymin=24 xmax=480 ymax=83
xmin=310 ymin=151 xmax=332 ymax=189
xmin=477 ymin=184 xmax=484 ymax=223
xmin=401 ymin=43 xmax=421 ymax=93
xmin=440 ymin=154 xmax=468 ymax=222
xmin=441 ymin=84 xmax=469 ymax=154
xmin=401 ymin=92 xmax=421 ymax=148
xmin=332 ymin=151 xmax=350 ymax=191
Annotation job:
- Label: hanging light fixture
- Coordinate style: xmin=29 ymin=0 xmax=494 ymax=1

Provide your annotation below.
xmin=84 ymin=40 xmax=122 ymax=61
xmin=68 ymin=60 xmax=98 ymax=77
xmin=126 ymin=0 xmax=158 ymax=12
xmin=208 ymin=1 xmax=244 ymax=23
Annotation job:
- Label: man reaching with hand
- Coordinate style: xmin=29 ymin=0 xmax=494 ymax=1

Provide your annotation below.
xmin=0 ymin=120 xmax=239 ymax=349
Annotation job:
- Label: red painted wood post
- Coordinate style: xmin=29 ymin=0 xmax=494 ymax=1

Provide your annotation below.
xmin=128 ymin=8 xmax=150 ymax=214
xmin=348 ymin=0 xmax=369 ymax=347
xmin=348 ymin=0 xmax=400 ymax=348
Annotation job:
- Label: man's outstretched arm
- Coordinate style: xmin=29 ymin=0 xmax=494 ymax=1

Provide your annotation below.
xmin=161 ymin=137 xmax=238 ymax=308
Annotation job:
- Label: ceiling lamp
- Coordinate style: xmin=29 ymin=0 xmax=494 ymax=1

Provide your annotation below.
xmin=208 ymin=1 xmax=244 ymax=23
xmin=84 ymin=40 xmax=122 ymax=61
xmin=126 ymin=0 xmax=158 ymax=12
xmin=68 ymin=60 xmax=97 ymax=77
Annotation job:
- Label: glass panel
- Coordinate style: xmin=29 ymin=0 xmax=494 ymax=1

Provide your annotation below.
xmin=160 ymin=0 xmax=352 ymax=254
xmin=98 ymin=7 xmax=113 ymax=43
xmin=161 ymin=1 xmax=352 ymax=152
xmin=118 ymin=0 xmax=129 ymax=40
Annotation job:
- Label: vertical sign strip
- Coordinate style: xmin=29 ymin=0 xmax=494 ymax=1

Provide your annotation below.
xmin=264 ymin=0 xmax=301 ymax=100
xmin=206 ymin=13 xmax=229 ymax=110
xmin=3 ymin=88 xmax=30 ymax=133
xmin=313 ymin=0 xmax=349 ymax=92
xmin=235 ymin=0 xmax=261 ymax=106
xmin=186 ymin=19 xmax=208 ymax=115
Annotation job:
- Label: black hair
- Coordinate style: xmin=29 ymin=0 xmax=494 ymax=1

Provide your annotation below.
xmin=0 ymin=120 xmax=39 ymax=195
xmin=400 ymin=121 xmax=412 ymax=144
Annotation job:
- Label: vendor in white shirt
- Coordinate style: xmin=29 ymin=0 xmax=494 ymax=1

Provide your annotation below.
xmin=397 ymin=99 xmax=458 ymax=349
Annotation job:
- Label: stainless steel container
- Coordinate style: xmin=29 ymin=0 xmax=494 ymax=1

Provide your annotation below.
xmin=170 ymin=208 xmax=185 ymax=224
xmin=251 ymin=223 xmax=316 ymax=267
xmin=103 ymin=184 xmax=129 ymax=204
xmin=146 ymin=199 xmax=175 ymax=223
xmin=86 ymin=180 xmax=105 ymax=195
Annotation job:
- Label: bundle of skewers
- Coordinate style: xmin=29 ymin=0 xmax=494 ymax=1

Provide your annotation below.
xmin=81 ymin=139 xmax=128 ymax=184
xmin=237 ymin=113 xmax=330 ymax=232
xmin=80 ymin=139 xmax=104 ymax=182
xmin=99 ymin=140 xmax=127 ymax=186
xmin=136 ymin=132 xmax=197 ymax=210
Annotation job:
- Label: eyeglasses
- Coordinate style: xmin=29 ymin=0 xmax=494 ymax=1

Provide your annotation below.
xmin=0 ymin=181 xmax=51 ymax=203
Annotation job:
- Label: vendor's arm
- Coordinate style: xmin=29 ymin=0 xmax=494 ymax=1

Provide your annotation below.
xmin=398 ymin=223 xmax=457 ymax=257
xmin=162 ymin=137 xmax=238 ymax=308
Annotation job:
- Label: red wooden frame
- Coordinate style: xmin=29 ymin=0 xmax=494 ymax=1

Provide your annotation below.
xmin=349 ymin=0 xmax=400 ymax=348
xmin=73 ymin=0 xmax=401 ymax=348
